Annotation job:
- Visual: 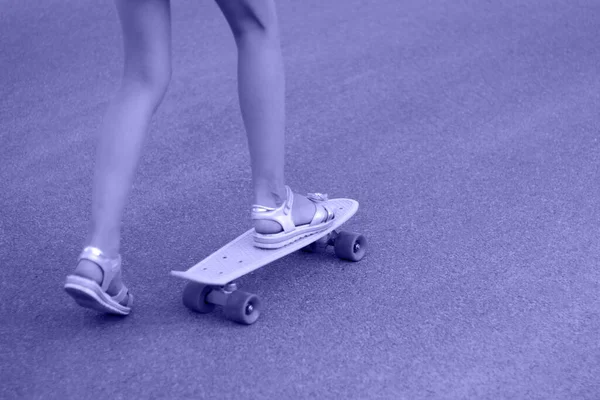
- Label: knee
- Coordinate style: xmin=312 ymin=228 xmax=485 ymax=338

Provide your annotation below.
xmin=216 ymin=0 xmax=279 ymax=42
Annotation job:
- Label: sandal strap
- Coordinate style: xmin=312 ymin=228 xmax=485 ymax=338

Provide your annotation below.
xmin=78 ymin=246 xmax=122 ymax=292
xmin=306 ymin=191 xmax=333 ymax=226
xmin=309 ymin=203 xmax=335 ymax=226
xmin=306 ymin=192 xmax=328 ymax=202
xmin=251 ymin=185 xmax=296 ymax=232
xmin=112 ymin=285 xmax=129 ymax=304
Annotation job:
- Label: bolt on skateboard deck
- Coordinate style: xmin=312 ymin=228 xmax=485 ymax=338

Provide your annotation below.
xmin=170 ymin=197 xmax=367 ymax=325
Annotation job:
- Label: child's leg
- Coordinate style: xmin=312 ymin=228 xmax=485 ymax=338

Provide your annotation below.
xmin=214 ymin=0 xmax=323 ymax=234
xmin=215 ymin=0 xmax=285 ymax=205
xmin=72 ymin=0 xmax=172 ymax=296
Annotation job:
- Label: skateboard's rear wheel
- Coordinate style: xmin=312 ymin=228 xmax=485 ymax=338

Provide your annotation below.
xmin=334 ymin=231 xmax=367 ymax=261
xmin=223 ymin=290 xmax=261 ymax=325
xmin=182 ymin=282 xmax=216 ymax=313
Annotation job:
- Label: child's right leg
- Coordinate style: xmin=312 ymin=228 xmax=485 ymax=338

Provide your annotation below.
xmin=214 ymin=0 xmax=335 ymax=242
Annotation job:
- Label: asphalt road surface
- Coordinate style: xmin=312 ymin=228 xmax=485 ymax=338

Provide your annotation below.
xmin=1 ymin=0 xmax=599 ymax=398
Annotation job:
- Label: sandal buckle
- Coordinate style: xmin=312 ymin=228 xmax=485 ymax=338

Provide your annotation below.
xmin=307 ymin=192 xmax=328 ymax=202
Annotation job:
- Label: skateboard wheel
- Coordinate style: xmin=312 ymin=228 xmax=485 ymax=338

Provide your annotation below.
xmin=333 ymin=231 xmax=367 ymax=261
xmin=223 ymin=290 xmax=261 ymax=325
xmin=182 ymin=282 xmax=216 ymax=314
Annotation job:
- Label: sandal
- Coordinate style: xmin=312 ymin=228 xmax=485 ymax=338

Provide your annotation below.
xmin=252 ymin=185 xmax=336 ymax=249
xmin=64 ymin=246 xmax=133 ymax=315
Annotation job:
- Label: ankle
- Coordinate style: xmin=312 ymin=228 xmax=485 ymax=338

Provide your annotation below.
xmin=253 ymin=194 xmax=283 ymax=208
xmin=85 ymin=224 xmax=120 ymax=255
xmin=84 ymin=236 xmax=120 ymax=259
xmin=253 ymin=185 xmax=287 ymax=207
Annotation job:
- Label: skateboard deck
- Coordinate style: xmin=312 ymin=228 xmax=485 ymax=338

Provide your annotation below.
xmin=171 ymin=198 xmax=359 ymax=286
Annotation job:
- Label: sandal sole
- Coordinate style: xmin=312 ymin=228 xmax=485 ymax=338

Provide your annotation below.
xmin=64 ymin=276 xmax=131 ymax=316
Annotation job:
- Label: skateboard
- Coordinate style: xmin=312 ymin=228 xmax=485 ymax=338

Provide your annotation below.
xmin=170 ymin=197 xmax=367 ymax=325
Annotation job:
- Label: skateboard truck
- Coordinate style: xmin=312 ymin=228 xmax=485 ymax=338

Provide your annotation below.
xmin=205 ymin=282 xmax=237 ymax=306
xmin=224 ymin=282 xmax=238 ymax=293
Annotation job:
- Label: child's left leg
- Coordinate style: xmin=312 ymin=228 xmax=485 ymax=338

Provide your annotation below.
xmin=65 ymin=0 xmax=172 ymax=314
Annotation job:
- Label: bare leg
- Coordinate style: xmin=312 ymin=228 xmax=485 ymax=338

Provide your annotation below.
xmin=214 ymin=0 xmax=318 ymax=234
xmin=73 ymin=0 xmax=172 ymax=298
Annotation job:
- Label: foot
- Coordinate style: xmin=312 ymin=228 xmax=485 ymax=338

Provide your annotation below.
xmin=72 ymin=258 xmax=131 ymax=306
xmin=253 ymin=190 xmax=320 ymax=234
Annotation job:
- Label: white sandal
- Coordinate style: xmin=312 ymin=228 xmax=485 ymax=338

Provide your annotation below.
xmin=64 ymin=246 xmax=133 ymax=315
xmin=252 ymin=185 xmax=336 ymax=249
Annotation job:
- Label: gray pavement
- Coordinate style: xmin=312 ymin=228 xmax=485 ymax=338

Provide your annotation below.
xmin=1 ymin=0 xmax=599 ymax=398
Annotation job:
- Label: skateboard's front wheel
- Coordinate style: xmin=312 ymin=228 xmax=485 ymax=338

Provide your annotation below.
xmin=223 ymin=290 xmax=261 ymax=325
xmin=334 ymin=231 xmax=367 ymax=261
xmin=182 ymin=282 xmax=216 ymax=314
